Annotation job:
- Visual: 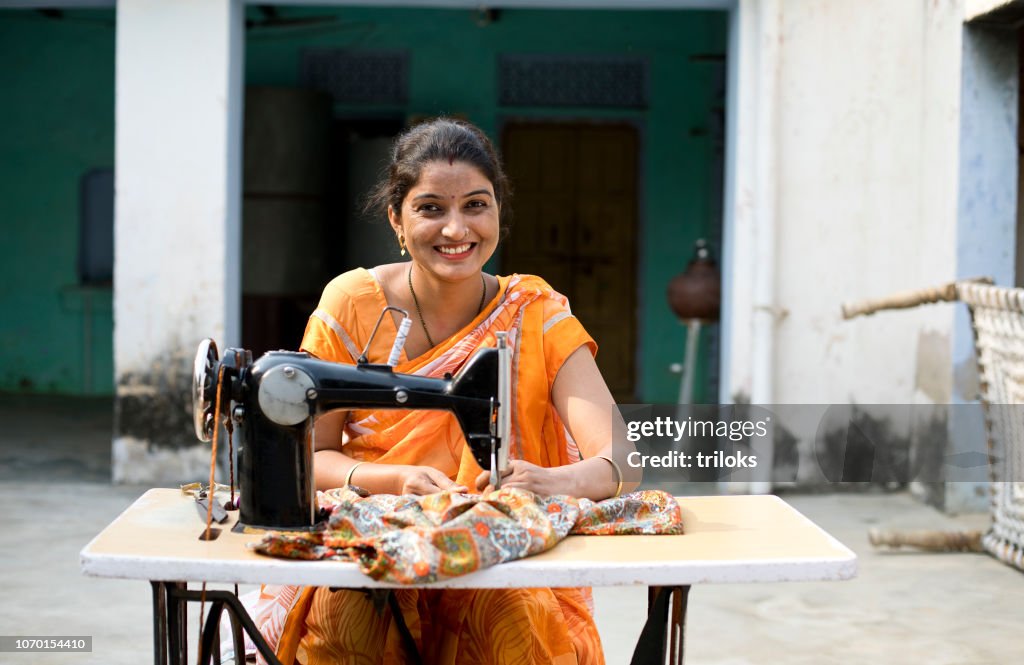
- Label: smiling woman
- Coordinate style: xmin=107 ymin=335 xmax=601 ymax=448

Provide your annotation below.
xmin=385 ymin=160 xmax=500 ymax=353
xmin=364 ymin=120 xmax=509 ymax=358
xmin=254 ymin=117 xmax=636 ymax=665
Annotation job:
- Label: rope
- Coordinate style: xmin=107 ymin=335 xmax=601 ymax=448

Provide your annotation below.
xmin=840 ymin=276 xmax=993 ymax=319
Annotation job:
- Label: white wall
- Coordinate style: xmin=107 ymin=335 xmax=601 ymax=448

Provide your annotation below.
xmin=720 ymin=0 xmax=971 ymax=491
xmin=773 ymin=0 xmax=961 ymax=406
xmin=729 ymin=0 xmax=1017 ymax=511
xmin=114 ymin=0 xmax=245 ymax=482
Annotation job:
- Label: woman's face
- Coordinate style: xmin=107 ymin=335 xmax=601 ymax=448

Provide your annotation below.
xmin=389 ymin=160 xmax=500 ymax=284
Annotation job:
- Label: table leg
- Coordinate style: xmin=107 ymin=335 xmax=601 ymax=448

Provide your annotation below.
xmin=151 ymin=582 xmax=168 ymax=665
xmin=667 ymin=586 xmax=689 ymax=665
xmin=631 ymin=585 xmax=691 ymax=665
xmin=166 ymin=582 xmax=188 ymax=664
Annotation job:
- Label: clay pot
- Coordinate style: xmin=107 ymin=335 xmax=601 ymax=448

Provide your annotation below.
xmin=666 ymin=240 xmax=721 ymax=322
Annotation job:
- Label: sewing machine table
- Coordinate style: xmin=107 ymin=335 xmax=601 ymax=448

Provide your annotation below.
xmin=81 ymin=490 xmax=856 ymax=664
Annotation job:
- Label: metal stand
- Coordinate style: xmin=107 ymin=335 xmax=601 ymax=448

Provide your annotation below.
xmin=151 ymin=580 xmax=689 ymax=665
xmin=678 ymin=320 xmax=702 ymax=405
xmin=630 ymin=586 xmax=691 ymax=665
xmin=671 ymin=320 xmax=703 ymax=459
xmin=150 ymin=581 xmax=285 ymax=665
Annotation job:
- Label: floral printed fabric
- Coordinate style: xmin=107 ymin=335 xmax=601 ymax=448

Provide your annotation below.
xmin=251 ymin=488 xmax=684 ymax=585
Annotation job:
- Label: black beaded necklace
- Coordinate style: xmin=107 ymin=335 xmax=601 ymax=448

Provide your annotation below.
xmin=407 ymin=266 xmax=487 ymax=348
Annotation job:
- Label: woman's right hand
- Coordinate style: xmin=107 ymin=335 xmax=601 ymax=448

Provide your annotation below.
xmin=398 ymin=465 xmax=468 ymax=495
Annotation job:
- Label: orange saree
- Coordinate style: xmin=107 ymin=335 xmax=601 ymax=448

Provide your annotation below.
xmin=256 ymin=269 xmax=604 ymax=665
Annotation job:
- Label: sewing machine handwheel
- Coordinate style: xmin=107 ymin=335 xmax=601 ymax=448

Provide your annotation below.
xmin=192 ymin=338 xmax=220 ymax=442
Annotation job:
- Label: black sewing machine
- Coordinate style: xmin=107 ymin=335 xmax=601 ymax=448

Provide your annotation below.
xmin=191 ymin=325 xmax=511 ymax=532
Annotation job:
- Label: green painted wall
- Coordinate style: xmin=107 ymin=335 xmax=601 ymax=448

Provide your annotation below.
xmin=0 ymin=7 xmax=725 ymax=401
xmin=246 ymin=7 xmax=727 ymax=402
xmin=0 ymin=10 xmax=116 ymax=395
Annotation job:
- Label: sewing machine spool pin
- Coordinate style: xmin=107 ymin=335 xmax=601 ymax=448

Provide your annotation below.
xmin=359 ymin=306 xmax=411 ymax=366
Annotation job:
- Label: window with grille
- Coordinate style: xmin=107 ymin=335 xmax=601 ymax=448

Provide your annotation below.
xmin=498 ymin=54 xmax=648 ymax=109
xmin=301 ymin=49 xmax=409 ymax=105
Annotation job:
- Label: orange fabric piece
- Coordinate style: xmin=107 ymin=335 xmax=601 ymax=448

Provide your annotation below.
xmin=263 ymin=269 xmax=603 ymax=665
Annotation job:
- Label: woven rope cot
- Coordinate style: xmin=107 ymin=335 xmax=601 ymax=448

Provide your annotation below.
xmin=843 ymin=278 xmax=1024 ymax=571
xmin=958 ymin=282 xmax=1024 ymax=570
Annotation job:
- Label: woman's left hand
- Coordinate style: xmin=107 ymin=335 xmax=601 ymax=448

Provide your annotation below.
xmin=474 ymin=459 xmax=572 ymax=497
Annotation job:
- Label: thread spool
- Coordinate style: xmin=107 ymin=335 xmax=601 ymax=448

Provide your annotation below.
xmin=388 ymin=316 xmax=412 ymax=367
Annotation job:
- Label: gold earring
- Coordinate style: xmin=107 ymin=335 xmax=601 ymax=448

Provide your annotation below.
xmin=398 ymin=235 xmax=406 ymax=257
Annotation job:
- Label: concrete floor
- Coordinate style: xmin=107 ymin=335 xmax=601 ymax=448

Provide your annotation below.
xmin=1 ymin=394 xmax=1022 ymax=664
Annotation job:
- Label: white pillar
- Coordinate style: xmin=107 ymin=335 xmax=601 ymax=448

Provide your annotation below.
xmin=113 ymin=0 xmax=244 ymax=483
xmin=720 ymin=0 xmax=779 ymax=493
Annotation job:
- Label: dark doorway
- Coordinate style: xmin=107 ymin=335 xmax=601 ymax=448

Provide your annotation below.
xmin=241 ymin=87 xmax=332 ymax=356
xmin=241 ymin=86 xmax=402 ymax=356
xmin=501 ymin=122 xmax=639 ymax=401
xmin=328 ymin=117 xmax=405 ymax=277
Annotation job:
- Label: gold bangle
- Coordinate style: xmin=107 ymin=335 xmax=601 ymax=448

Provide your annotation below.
xmin=345 ymin=461 xmax=365 ymax=488
xmin=595 ymin=455 xmax=623 ymax=498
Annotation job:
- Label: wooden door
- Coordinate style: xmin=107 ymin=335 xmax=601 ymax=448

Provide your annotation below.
xmin=501 ymin=123 xmax=638 ymax=401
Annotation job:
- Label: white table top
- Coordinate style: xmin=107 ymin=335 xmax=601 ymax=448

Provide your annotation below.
xmin=80 ymin=489 xmax=856 ymax=589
